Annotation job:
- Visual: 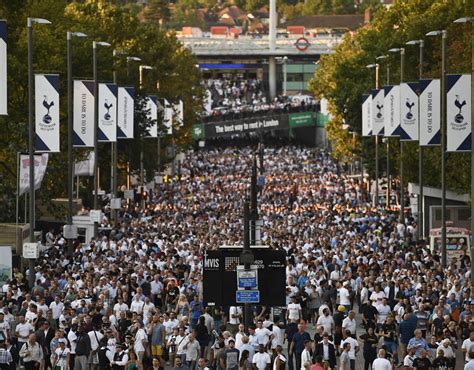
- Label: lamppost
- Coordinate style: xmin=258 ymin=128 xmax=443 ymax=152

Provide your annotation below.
xmin=93 ymin=41 xmax=111 ymax=238
xmin=426 ymin=30 xmax=447 ymax=267
xmin=66 ymin=31 xmax=87 ymax=258
xmin=27 ymin=17 xmax=51 ymax=288
xmin=453 ymin=17 xmax=473 ymax=280
xmin=406 ymin=39 xmax=425 ymax=241
xmin=366 ymin=63 xmax=380 ymax=206
xmin=282 ymin=56 xmax=288 ymax=95
xmin=376 ymin=54 xmax=390 ymax=207
xmin=139 ymin=65 xmax=154 ymax=209
xmin=388 ymin=47 xmax=405 ymax=225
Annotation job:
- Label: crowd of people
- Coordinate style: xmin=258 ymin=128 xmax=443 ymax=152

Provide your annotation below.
xmin=0 ymin=145 xmax=473 ymax=370
xmin=202 ymin=79 xmax=317 ymax=122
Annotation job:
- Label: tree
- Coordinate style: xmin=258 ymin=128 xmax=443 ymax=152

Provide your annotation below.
xmin=309 ymin=0 xmax=473 ymax=194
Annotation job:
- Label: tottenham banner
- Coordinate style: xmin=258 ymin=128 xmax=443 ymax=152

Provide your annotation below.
xmin=383 ymin=85 xmax=400 ymax=137
xmin=419 ymin=79 xmax=441 ymax=146
xmin=164 ymin=99 xmax=173 ymax=135
xmin=19 ymin=154 xmax=49 ymax=196
xmin=98 ymin=83 xmax=117 ymax=142
xmin=73 ymin=80 xmax=95 ymax=147
xmin=447 ymin=74 xmax=471 ymax=152
xmin=0 ymin=21 xmax=6 ymax=115
xmin=174 ymin=100 xmax=184 ymax=126
xmin=35 ymin=74 xmax=60 ymax=153
xmin=371 ymin=89 xmax=384 ymax=136
xmin=145 ymin=95 xmax=158 ymax=138
xmin=400 ymin=82 xmax=419 ymax=141
xmin=117 ymin=87 xmax=134 ymax=139
xmin=362 ymin=94 xmax=372 ymax=137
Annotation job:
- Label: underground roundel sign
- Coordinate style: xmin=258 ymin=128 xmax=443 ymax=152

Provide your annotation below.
xmin=295 ymin=37 xmax=310 ymax=51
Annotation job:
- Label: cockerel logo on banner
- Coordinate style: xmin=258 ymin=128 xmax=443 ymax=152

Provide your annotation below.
xmin=98 ymin=83 xmax=118 ymax=142
xmin=35 ymin=74 xmax=60 ymax=152
xmin=447 ymin=74 xmax=471 ymax=152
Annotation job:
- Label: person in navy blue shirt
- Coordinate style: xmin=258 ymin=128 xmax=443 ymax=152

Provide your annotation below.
xmin=289 ymin=324 xmax=310 ymax=370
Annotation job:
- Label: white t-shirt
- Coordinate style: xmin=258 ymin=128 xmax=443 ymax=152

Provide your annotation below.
xmin=462 ymin=338 xmax=474 ymax=362
xmin=252 ymin=352 xmax=271 ymax=370
xmin=342 ymin=317 xmax=356 ymax=335
xmin=339 ymin=287 xmax=351 ymax=305
xmin=54 ymin=347 xmax=70 ymax=368
xmin=377 ymin=304 xmax=391 ymax=324
xmin=372 ymin=358 xmax=391 ymax=370
xmin=255 ymin=327 xmax=272 ymax=346
xmin=370 ymin=291 xmax=386 ymax=306
xmin=287 ymin=303 xmax=301 ymax=321
xmin=134 ymin=328 xmax=147 ymax=353
xmin=88 ymin=330 xmax=104 ymax=351
xmin=317 ymin=315 xmax=334 ymax=334
xmin=229 ymin=306 xmax=242 ymax=325
xmin=16 ymin=322 xmax=33 ymax=342
xmin=340 ymin=337 xmax=358 ymax=360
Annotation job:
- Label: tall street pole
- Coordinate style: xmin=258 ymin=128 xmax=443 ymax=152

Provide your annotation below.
xmin=376 ymin=54 xmax=389 ymax=208
xmin=454 ymin=16 xmax=474 ymax=283
xmin=407 ymin=39 xmax=425 ymax=240
xmin=366 ymin=63 xmax=380 ymax=206
xmin=66 ymin=31 xmax=86 ymax=258
xmin=27 ymin=17 xmax=50 ymax=288
xmin=427 ymin=30 xmax=447 ymax=266
xmin=400 ymin=48 xmax=405 ymax=225
xmin=93 ymin=41 xmax=111 ymax=238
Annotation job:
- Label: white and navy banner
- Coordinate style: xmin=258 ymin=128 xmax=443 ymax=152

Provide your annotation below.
xmin=371 ymin=89 xmax=384 ymax=136
xmin=117 ymin=87 xmax=134 ymax=139
xmin=145 ymin=95 xmax=158 ymax=138
xmin=19 ymin=153 xmax=49 ymax=196
xmin=174 ymin=100 xmax=184 ymax=127
xmin=98 ymin=83 xmax=118 ymax=142
xmin=0 ymin=21 xmax=7 ymax=116
xmin=383 ymin=85 xmax=401 ymax=137
xmin=35 ymin=74 xmax=60 ymax=152
xmin=447 ymin=74 xmax=471 ymax=152
xmin=400 ymin=82 xmax=419 ymax=141
xmin=419 ymin=79 xmax=440 ymax=146
xmin=164 ymin=99 xmax=173 ymax=135
xmin=74 ymin=152 xmax=94 ymax=176
xmin=73 ymin=80 xmax=95 ymax=147
xmin=361 ymin=94 xmax=372 ymax=137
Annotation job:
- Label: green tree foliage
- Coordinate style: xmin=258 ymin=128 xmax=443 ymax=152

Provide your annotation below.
xmin=309 ymin=0 xmax=473 ymax=195
xmin=0 ymin=0 xmax=203 ymax=222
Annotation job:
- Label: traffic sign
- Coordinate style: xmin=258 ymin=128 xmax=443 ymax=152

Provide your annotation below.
xmin=237 ymin=268 xmax=258 ymax=289
xmin=23 ymin=243 xmax=39 ymax=259
xmin=236 ymin=290 xmax=260 ymax=304
xmin=124 ymin=190 xmax=134 ymax=199
xmin=90 ymin=210 xmax=101 ymax=223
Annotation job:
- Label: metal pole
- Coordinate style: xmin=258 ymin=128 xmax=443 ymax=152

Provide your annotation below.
xmin=375 ymin=64 xmax=380 ymax=207
xmin=15 ymin=152 xmax=19 ymax=253
xmin=399 ymin=48 xmax=405 ymax=225
xmin=441 ymin=31 xmax=447 ymax=267
xmin=250 ymin=155 xmax=258 ymax=245
xmin=67 ymin=32 xmax=74 ymax=257
xmin=386 ymin=139 xmax=390 ymax=208
xmin=470 ymin=21 xmax=474 ymax=282
xmin=93 ymin=42 xmax=99 ymax=238
xmin=111 ymin=50 xmax=118 ymax=224
xmin=139 ymin=66 xmax=145 ymax=209
xmin=243 ymin=200 xmax=252 ymax=330
xmin=418 ymin=41 xmax=424 ymax=240
xmin=283 ymin=59 xmax=287 ymax=95
xmin=27 ymin=18 xmax=35 ymax=288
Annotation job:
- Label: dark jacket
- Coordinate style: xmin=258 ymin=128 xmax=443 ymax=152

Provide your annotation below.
xmin=314 ymin=341 xmax=336 ymax=369
xmin=75 ymin=333 xmax=91 ymax=356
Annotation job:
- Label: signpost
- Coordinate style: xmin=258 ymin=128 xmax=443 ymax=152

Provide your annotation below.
xmin=236 ymin=290 xmax=260 ymax=304
xmin=237 ymin=267 xmax=258 ymax=289
xmin=23 ymin=242 xmax=39 ymax=259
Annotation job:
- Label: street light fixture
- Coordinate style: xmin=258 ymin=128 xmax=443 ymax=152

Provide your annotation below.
xmin=92 ymin=40 xmax=111 ymax=238
xmin=27 ymin=17 xmax=51 ymax=288
xmin=453 ymin=17 xmax=473 ymax=281
xmin=66 ymin=31 xmax=87 ymax=258
xmin=388 ymin=47 xmax=405 ymax=225
xmin=426 ymin=29 xmax=447 ymax=266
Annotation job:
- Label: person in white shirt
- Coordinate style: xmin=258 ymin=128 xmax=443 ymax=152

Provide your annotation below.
xmin=338 ymin=282 xmax=351 ymax=311
xmin=300 ymin=340 xmax=312 ymax=370
xmin=88 ymin=327 xmax=104 ymax=370
xmin=316 ymin=308 xmax=334 ymax=336
xmin=130 ymin=295 xmax=144 ymax=314
xmin=372 ymin=349 xmax=392 ymax=370
xmin=342 ymin=311 xmax=357 ymax=337
xmin=340 ymin=330 xmax=358 ymax=370
xmin=376 ymin=299 xmax=391 ymax=327
xmin=255 ymin=320 xmax=273 ymax=347
xmin=133 ymin=321 xmax=148 ymax=364
xmin=49 ymin=296 xmax=64 ymax=320
xmin=252 ymin=344 xmax=271 ymax=370
xmin=235 ymin=324 xmax=246 ymax=348
xmin=287 ymin=297 xmax=302 ymax=322
xmin=113 ymin=297 xmax=128 ymax=318
xmin=15 ymin=316 xmax=34 ymax=347
xmin=228 ymin=306 xmax=242 ymax=334
xmin=271 ymin=323 xmax=283 ymax=351
xmin=462 ymin=331 xmax=474 ymax=363
xmin=370 ymin=285 xmax=386 ymax=307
